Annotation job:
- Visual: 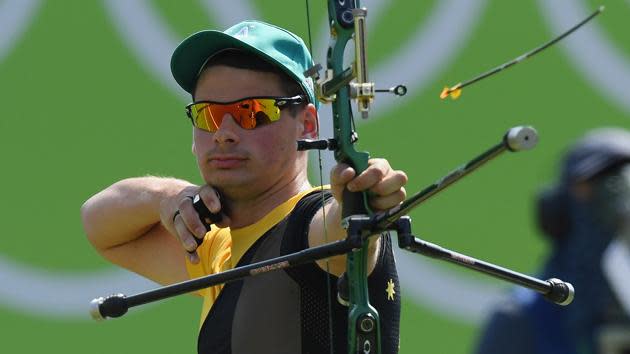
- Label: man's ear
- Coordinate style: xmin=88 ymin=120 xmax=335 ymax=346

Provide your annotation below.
xmin=299 ymin=103 xmax=318 ymax=139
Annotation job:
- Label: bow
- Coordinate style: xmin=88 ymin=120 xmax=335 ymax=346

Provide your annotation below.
xmin=303 ymin=3 xmax=386 ymax=353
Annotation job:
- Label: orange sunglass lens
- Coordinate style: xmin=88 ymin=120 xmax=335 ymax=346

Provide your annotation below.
xmin=189 ymin=99 xmax=281 ymax=132
xmin=250 ymin=99 xmax=276 ymax=126
xmin=191 ymin=104 xmax=218 ymax=132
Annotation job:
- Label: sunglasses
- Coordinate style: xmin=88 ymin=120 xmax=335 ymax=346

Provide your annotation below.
xmin=185 ymin=95 xmax=305 ymax=133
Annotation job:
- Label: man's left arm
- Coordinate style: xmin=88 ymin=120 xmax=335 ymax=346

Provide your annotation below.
xmin=308 ymin=158 xmax=408 ymax=276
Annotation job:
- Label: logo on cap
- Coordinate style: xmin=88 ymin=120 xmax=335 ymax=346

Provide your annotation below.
xmin=235 ymin=26 xmax=249 ymax=39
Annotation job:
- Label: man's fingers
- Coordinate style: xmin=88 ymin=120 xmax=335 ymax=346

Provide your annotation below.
xmin=330 ymin=159 xmax=407 ymax=212
xmin=198 ymin=185 xmax=221 ymax=214
xmin=330 ymin=163 xmax=355 ymax=187
xmin=178 ymin=197 xmax=208 ymax=238
xmin=174 ymin=214 xmax=201 ymax=252
xmin=330 ymin=163 xmax=356 ymax=202
xmin=187 ymin=250 xmax=200 ymax=264
xmin=347 ymin=159 xmax=390 ymax=192
xmin=368 ymin=170 xmax=408 ymax=196
xmin=368 ymin=187 xmax=407 ymax=210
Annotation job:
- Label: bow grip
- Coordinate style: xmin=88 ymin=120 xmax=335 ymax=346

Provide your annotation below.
xmin=342 ymin=188 xmax=370 ymax=219
xmin=339 ymin=150 xmax=372 ymax=219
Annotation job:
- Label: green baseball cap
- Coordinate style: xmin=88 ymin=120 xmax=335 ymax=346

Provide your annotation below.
xmin=170 ymin=20 xmax=318 ymax=108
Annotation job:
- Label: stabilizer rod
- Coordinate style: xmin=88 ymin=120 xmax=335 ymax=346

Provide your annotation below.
xmin=397 ymin=231 xmax=574 ymax=306
xmin=379 ymin=216 xmax=574 ymax=306
xmin=90 ymin=238 xmax=356 ymax=320
xmin=375 ymin=126 xmax=538 ymax=230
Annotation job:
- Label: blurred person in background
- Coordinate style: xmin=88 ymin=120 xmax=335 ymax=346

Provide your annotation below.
xmin=474 ymin=127 xmax=630 ymax=354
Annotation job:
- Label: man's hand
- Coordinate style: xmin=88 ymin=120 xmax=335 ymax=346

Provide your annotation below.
xmin=159 ymin=185 xmax=228 ymax=264
xmin=330 ymin=158 xmax=408 ymax=212
xmin=310 ymin=158 xmax=407 ymax=276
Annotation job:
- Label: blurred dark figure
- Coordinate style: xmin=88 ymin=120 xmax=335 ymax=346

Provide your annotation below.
xmin=475 ymin=128 xmax=630 ymax=354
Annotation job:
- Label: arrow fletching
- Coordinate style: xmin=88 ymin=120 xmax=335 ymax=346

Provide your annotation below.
xmin=440 ymin=84 xmax=462 ymax=100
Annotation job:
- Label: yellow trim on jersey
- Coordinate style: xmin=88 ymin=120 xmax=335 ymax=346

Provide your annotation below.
xmin=185 ymin=185 xmax=330 ymax=327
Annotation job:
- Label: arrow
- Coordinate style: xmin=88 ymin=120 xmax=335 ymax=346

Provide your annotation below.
xmin=440 ymin=5 xmax=604 ymax=100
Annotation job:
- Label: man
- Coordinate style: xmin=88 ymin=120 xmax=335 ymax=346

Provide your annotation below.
xmin=81 ymin=20 xmax=407 ymax=354
xmin=474 ymin=128 xmax=630 ymax=354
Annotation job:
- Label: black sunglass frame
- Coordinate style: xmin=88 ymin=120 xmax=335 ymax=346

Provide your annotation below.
xmin=184 ymin=95 xmax=306 ymax=120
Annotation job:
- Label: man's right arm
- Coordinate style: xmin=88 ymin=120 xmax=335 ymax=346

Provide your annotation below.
xmin=81 ymin=176 xmax=198 ymax=285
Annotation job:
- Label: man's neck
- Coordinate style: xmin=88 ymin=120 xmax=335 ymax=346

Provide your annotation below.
xmin=225 ymin=174 xmax=312 ymax=229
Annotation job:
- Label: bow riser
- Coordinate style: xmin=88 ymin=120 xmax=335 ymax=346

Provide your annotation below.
xmin=326 ymin=1 xmax=382 ymax=353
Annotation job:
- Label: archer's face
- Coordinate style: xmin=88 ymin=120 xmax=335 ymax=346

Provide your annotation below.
xmin=191 ymin=65 xmax=314 ymax=199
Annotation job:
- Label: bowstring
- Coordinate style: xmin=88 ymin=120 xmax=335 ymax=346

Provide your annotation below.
xmin=304 ymin=1 xmax=335 ymax=353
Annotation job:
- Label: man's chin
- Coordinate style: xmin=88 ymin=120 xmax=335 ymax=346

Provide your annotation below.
xmin=203 ymin=173 xmax=247 ymax=189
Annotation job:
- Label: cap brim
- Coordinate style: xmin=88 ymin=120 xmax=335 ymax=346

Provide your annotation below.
xmin=564 ymin=128 xmax=630 ymax=182
xmin=571 ymin=154 xmax=622 ymax=182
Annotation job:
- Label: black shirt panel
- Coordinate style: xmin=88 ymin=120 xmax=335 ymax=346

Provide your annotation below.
xmin=231 ymin=218 xmax=302 ymax=354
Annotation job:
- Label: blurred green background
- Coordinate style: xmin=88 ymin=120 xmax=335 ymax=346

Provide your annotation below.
xmin=1 ymin=0 xmax=628 ymax=353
